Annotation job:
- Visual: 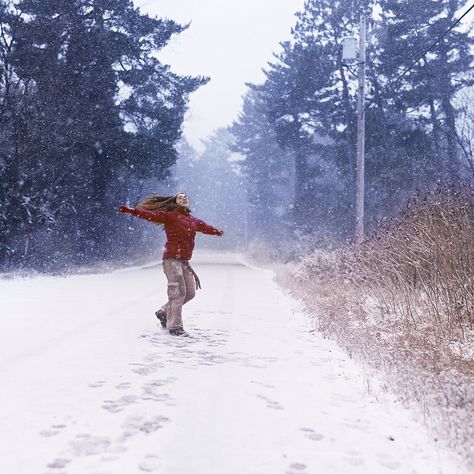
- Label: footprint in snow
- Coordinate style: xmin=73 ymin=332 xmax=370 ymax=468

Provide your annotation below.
xmin=139 ymin=455 xmax=161 ymax=472
xmin=196 ymin=352 xmax=228 ymax=366
xmin=286 ymin=462 xmax=308 ymax=473
xmin=256 ymin=393 xmax=284 ymax=410
xmin=69 ymin=434 xmax=111 ymax=456
xmin=46 ymin=457 xmax=71 ymax=469
xmin=101 ymin=394 xmax=139 ymax=413
xmin=131 ymin=363 xmax=161 ymax=376
xmin=141 ymin=380 xmax=174 ymax=403
xmin=300 ymin=427 xmax=324 ymax=441
xmin=250 ymin=380 xmax=275 ymax=389
xmin=40 ymin=424 xmax=67 ymax=437
xmin=119 ymin=414 xmax=170 ymax=441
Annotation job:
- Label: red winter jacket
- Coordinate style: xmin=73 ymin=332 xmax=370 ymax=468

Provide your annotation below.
xmin=121 ymin=206 xmax=222 ymax=260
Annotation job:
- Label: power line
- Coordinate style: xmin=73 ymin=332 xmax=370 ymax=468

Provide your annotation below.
xmin=387 ymin=1 xmax=474 ymax=90
xmin=393 ymin=2 xmax=409 ymax=20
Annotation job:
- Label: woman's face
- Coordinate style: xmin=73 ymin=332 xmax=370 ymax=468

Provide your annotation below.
xmin=176 ymin=193 xmax=189 ymax=208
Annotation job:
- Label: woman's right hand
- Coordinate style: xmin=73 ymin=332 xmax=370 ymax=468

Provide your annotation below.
xmin=119 ymin=205 xmax=132 ymax=214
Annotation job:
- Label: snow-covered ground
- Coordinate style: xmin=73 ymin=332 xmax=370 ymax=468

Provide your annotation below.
xmin=0 ymin=252 xmax=466 ymax=474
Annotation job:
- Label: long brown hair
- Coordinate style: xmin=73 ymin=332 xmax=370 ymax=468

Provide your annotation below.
xmin=136 ymin=193 xmax=191 ymax=214
xmin=137 ymin=194 xmax=178 ymax=212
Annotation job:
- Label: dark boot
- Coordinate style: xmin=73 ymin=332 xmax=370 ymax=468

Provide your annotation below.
xmin=169 ymin=327 xmax=189 ymax=337
xmin=155 ymin=310 xmax=167 ymax=329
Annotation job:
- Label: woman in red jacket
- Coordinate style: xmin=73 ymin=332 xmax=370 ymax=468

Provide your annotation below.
xmin=119 ymin=193 xmax=223 ymax=336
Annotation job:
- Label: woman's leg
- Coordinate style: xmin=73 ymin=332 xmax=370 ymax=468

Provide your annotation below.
xmin=160 ymin=264 xmax=195 ymax=310
xmin=182 ymin=264 xmax=196 ymax=305
xmin=160 ymin=260 xmax=170 ymax=318
xmin=162 ymin=259 xmax=186 ymax=330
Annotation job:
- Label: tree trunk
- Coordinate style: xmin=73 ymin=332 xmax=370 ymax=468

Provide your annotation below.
xmin=293 ymin=143 xmax=309 ymax=226
xmin=438 ymin=47 xmax=460 ymax=181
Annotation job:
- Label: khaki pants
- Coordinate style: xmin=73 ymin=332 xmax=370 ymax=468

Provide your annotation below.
xmin=160 ymin=258 xmax=196 ymax=330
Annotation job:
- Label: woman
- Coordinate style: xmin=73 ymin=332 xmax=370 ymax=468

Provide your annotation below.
xmin=119 ymin=193 xmax=223 ymax=336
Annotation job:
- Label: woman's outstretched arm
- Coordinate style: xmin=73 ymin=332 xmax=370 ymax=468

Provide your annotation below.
xmin=119 ymin=206 xmax=169 ymax=224
xmin=193 ymin=217 xmax=224 ymax=236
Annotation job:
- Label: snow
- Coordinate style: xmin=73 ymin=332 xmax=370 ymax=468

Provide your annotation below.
xmin=0 ymin=252 xmax=466 ymax=474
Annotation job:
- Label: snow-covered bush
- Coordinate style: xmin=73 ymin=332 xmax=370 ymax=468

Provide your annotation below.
xmin=283 ymin=186 xmax=474 ymax=467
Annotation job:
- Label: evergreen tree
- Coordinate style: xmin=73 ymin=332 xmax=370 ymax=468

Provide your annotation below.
xmin=230 ymin=90 xmax=294 ymax=243
xmin=376 ymin=0 xmax=474 ymax=181
xmin=243 ymin=0 xmax=473 ymax=241
xmin=251 ymin=38 xmax=336 ymax=228
xmin=0 ymin=0 xmax=207 ymax=268
xmin=0 ymin=1 xmax=44 ymax=264
xmin=250 ymin=0 xmax=367 ymax=236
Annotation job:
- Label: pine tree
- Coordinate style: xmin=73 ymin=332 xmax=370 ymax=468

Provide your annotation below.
xmin=0 ymin=1 xmax=44 ymax=265
xmin=1 ymin=0 xmax=207 ymax=267
xmin=243 ymin=0 xmax=473 ymax=240
xmin=230 ymin=90 xmax=294 ymax=243
xmin=250 ymin=0 xmax=368 ymax=236
xmin=252 ymin=39 xmax=337 ymax=227
xmin=376 ymin=0 xmax=474 ymax=181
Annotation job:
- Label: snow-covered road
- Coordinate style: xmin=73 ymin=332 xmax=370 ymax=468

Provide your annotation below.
xmin=0 ymin=253 xmax=465 ymax=474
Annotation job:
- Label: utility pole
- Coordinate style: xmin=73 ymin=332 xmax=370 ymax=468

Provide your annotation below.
xmin=355 ymin=15 xmax=367 ymax=244
xmin=243 ymin=181 xmax=248 ymax=249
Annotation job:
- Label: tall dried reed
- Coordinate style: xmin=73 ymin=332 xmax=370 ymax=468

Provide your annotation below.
xmin=354 ymin=186 xmax=474 ymax=341
xmin=280 ymin=186 xmax=474 ymax=466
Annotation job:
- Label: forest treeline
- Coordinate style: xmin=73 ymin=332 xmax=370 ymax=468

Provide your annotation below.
xmin=0 ymin=0 xmax=207 ymax=269
xmin=2 ymin=0 xmax=474 ymax=271
xmin=230 ymin=0 xmax=474 ymax=247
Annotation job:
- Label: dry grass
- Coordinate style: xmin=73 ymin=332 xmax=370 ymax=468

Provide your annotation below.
xmin=279 ymin=186 xmax=474 ymax=467
xmin=354 ymin=186 xmax=474 ymax=341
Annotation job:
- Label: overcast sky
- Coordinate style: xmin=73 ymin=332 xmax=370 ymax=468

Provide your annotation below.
xmin=135 ymin=0 xmax=304 ymax=150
